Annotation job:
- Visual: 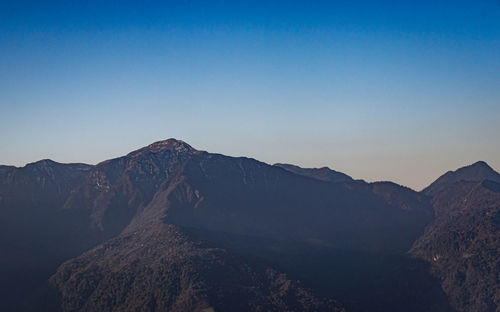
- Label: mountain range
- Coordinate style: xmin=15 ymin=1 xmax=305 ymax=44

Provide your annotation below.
xmin=0 ymin=138 xmax=498 ymax=311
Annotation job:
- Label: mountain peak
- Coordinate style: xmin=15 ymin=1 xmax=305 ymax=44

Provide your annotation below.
xmin=146 ymin=138 xmax=195 ymax=153
xmin=453 ymin=160 xmax=497 ymax=177
xmin=126 ymin=138 xmax=196 ymax=158
xmin=470 ymin=160 xmax=490 ymax=168
xmin=25 ymin=159 xmax=59 ymax=168
xmin=423 ymin=161 xmax=500 ymax=196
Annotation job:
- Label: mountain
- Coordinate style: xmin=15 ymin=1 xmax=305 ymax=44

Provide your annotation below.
xmin=410 ymin=161 xmax=500 ymax=312
xmin=51 ymin=139 xmax=431 ymax=254
xmin=3 ymin=140 xmax=344 ymax=311
xmin=422 ymin=161 xmax=500 ymax=196
xmin=43 ymin=138 xmax=439 ymax=311
xmin=50 ymin=224 xmax=343 ymax=312
xmin=1 ymin=138 xmax=490 ymax=311
xmin=411 ymin=179 xmax=500 ymax=312
xmin=0 ymin=160 xmax=95 ymax=310
xmin=274 ymin=163 xmax=354 ymax=183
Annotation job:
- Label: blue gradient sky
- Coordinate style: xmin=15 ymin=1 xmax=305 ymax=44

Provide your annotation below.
xmin=1 ymin=0 xmax=499 ymax=190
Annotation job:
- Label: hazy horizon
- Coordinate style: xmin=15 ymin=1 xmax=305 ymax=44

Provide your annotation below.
xmin=1 ymin=1 xmax=499 ymax=190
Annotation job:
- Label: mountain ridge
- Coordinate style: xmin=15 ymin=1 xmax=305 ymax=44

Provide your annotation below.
xmin=0 ymin=138 xmax=497 ymax=312
xmin=422 ymin=160 xmax=500 ymax=196
xmin=273 ymin=163 xmax=354 ymax=183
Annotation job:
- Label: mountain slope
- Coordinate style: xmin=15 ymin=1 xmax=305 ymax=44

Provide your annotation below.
xmin=165 ymin=151 xmax=432 ymax=253
xmin=50 ymin=224 xmax=343 ymax=312
xmin=422 ymin=161 xmax=500 ymax=196
xmin=0 ymin=160 xmax=95 ymax=310
xmin=412 ymin=179 xmax=500 ymax=311
xmin=60 ymin=139 xmax=197 ymax=241
xmin=274 ymin=163 xmax=354 ymax=183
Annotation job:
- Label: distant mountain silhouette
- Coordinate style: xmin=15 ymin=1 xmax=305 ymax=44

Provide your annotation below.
xmin=0 ymin=139 xmax=496 ymax=311
xmin=422 ymin=161 xmax=500 ymax=196
xmin=274 ymin=163 xmax=354 ymax=183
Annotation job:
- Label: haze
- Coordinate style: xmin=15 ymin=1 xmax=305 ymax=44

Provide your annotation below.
xmin=1 ymin=1 xmax=499 ymax=190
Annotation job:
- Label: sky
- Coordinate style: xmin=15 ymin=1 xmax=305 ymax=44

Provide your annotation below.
xmin=0 ymin=0 xmax=499 ymax=190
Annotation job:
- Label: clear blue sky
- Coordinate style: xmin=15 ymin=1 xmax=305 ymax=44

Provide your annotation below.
xmin=1 ymin=0 xmax=499 ymax=190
